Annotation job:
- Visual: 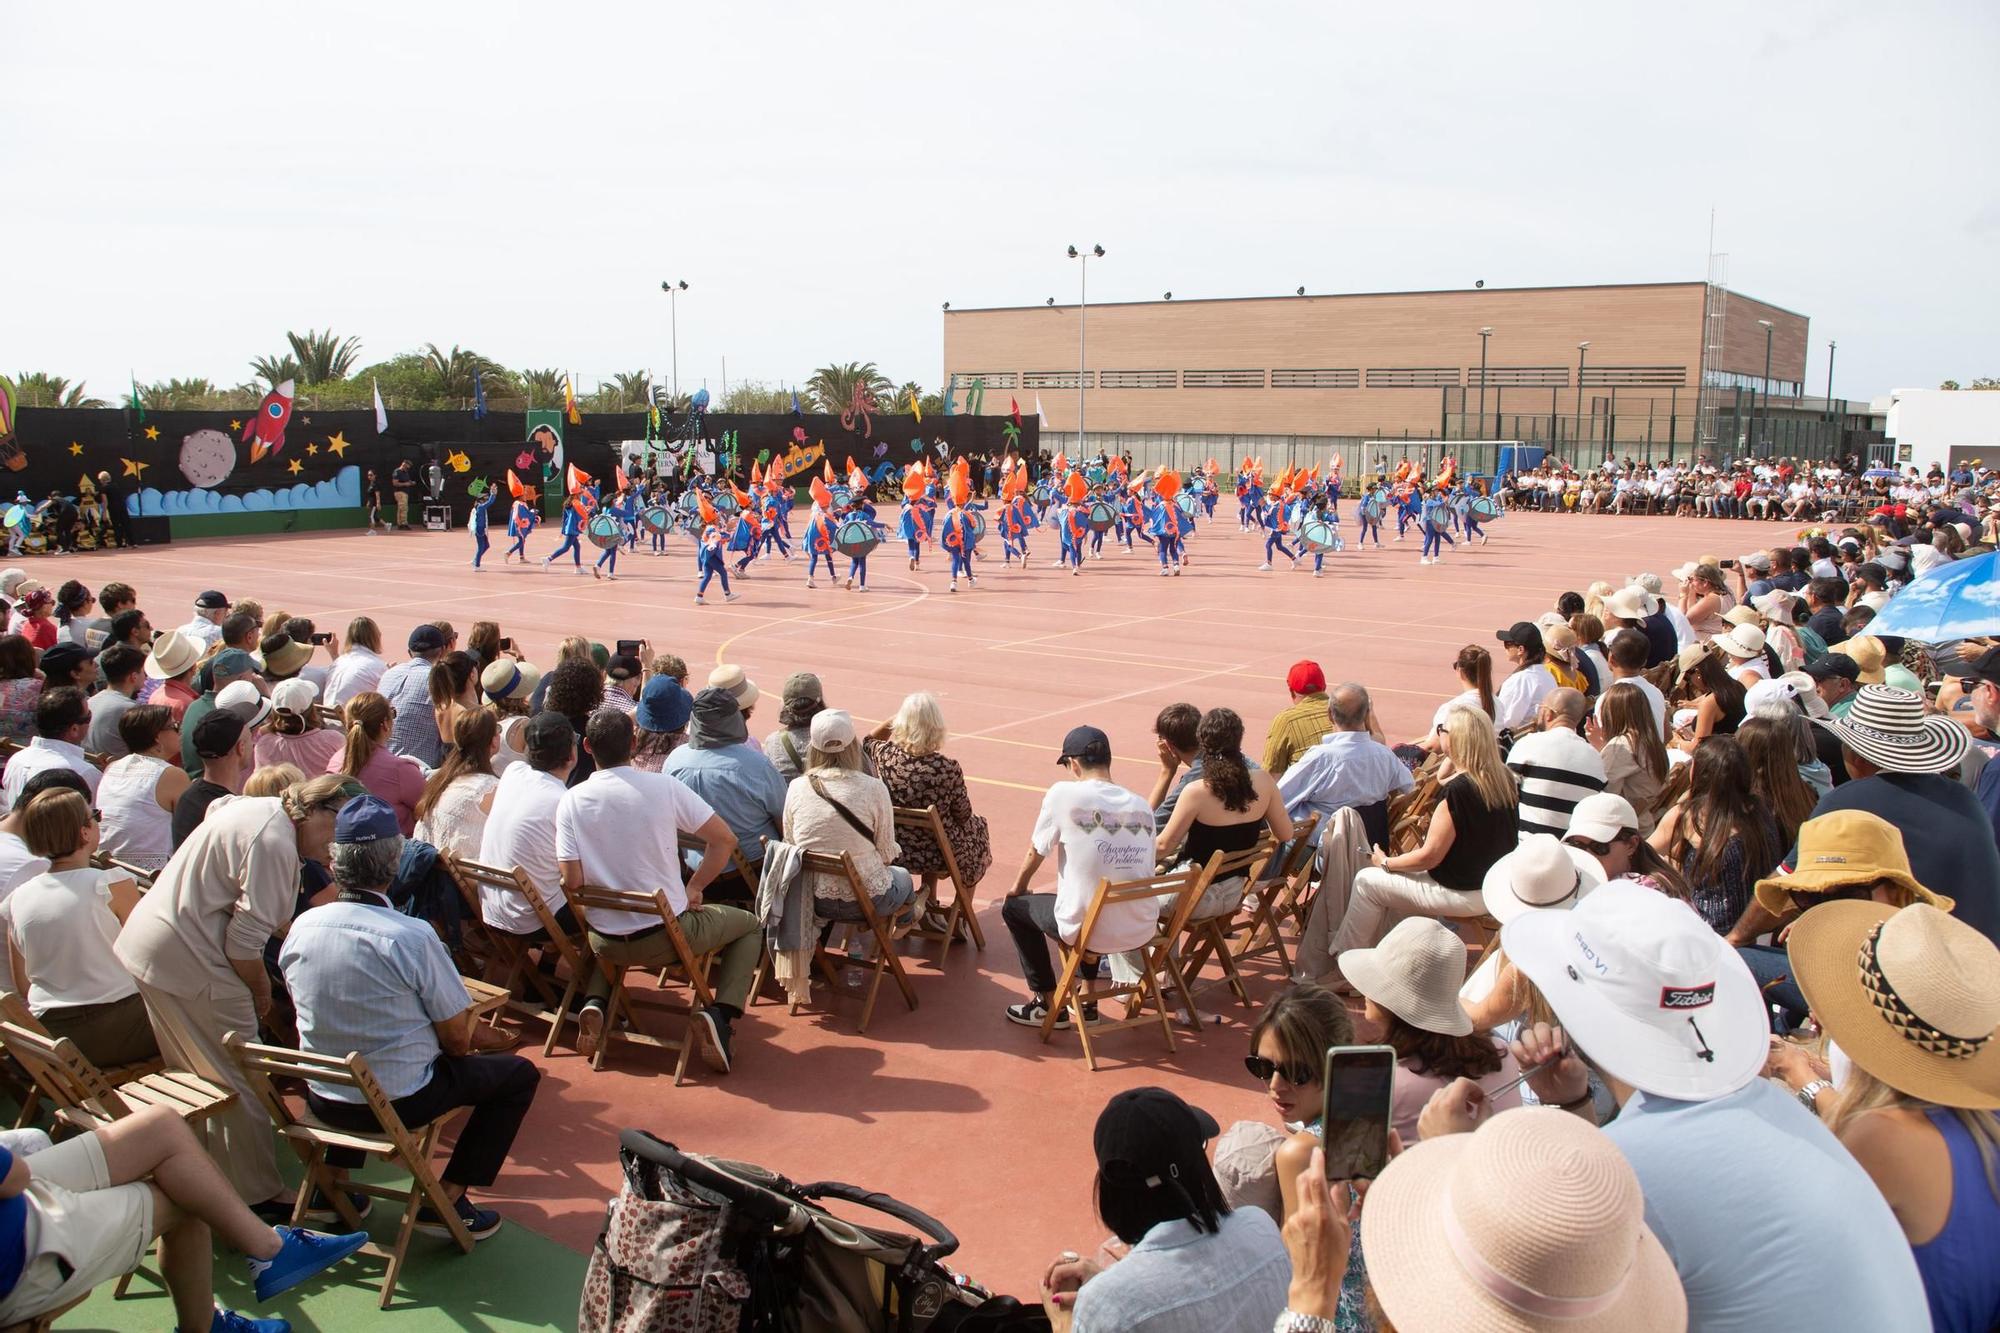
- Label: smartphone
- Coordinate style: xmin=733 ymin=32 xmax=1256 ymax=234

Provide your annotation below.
xmin=498 ymin=636 xmax=514 ymax=652
xmin=1719 ymin=558 xmax=1737 ymax=569
xmin=1321 ymin=1044 xmax=1396 ymax=1182
xmin=616 ymin=639 xmax=641 ymax=657
xmin=310 ymin=631 xmax=334 ymax=646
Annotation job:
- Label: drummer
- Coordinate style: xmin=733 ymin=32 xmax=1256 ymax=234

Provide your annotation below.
xmin=1258 ymin=487 xmax=1298 ymax=572
xmin=542 ymin=482 xmax=593 ymax=575
xmin=804 ymin=500 xmax=838 ymax=590
xmin=594 ymin=487 xmax=635 ymax=580
xmin=1356 ymin=480 xmax=1385 ymax=548
xmin=758 ymin=482 xmax=791 ymax=561
xmin=842 ymin=493 xmax=882 ymax=593
xmin=1419 ymin=484 xmax=1456 ymax=566
xmin=1303 ymin=491 xmax=1337 ymax=579
xmin=694 ymin=524 xmax=738 ymax=605
xmin=898 ymin=492 xmax=927 ymax=571
xmin=941 ymin=498 xmax=977 ymax=593
xmin=1462 ymin=483 xmax=1492 ymax=547
xmin=503 ymin=488 xmax=537 ymax=563
xmin=1144 ymin=488 xmax=1179 ymax=576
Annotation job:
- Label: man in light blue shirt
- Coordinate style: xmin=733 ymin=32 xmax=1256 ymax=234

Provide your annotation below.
xmin=376 ymin=624 xmax=447 ymax=767
xmin=663 ymin=687 xmax=786 ymax=900
xmin=280 ymin=795 xmax=539 ymax=1242
xmin=1274 ymin=684 xmax=1411 ymax=843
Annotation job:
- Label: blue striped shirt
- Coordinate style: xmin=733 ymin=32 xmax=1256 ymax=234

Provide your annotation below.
xmin=378 ymin=657 xmax=443 ymax=767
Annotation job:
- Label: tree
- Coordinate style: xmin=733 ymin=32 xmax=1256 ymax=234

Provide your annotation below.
xmin=517 ymin=367 xmax=564 ymax=408
xmin=805 ymin=361 xmax=892 ymax=413
xmin=12 ymin=373 xmax=107 ymax=408
xmin=601 ymin=371 xmax=653 ymax=411
xmin=419 ymin=343 xmax=503 ymax=401
xmin=249 ymin=354 xmax=300 ymax=389
xmin=1971 ymin=377 xmax=2000 ymax=391
xmin=285 ymin=328 xmax=363 ymax=384
xmin=720 ymin=380 xmax=798 ymax=414
xmin=887 ymin=380 xmax=924 ymax=413
xmin=1941 ymin=380 xmax=1961 ymax=390
xmin=140 ymin=378 xmax=245 ymax=410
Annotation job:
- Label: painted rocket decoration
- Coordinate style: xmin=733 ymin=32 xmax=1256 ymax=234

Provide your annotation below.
xmin=243 ymin=379 xmax=294 ymax=463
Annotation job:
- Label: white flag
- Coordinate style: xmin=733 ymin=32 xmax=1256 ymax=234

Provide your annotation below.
xmin=1034 ymin=393 xmax=1048 ymax=425
xmin=372 ymin=379 xmax=388 ymax=434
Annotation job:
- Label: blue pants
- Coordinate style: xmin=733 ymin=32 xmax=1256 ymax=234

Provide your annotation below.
xmin=1265 ymin=533 xmax=1295 ymax=562
xmin=1465 ymin=516 xmax=1485 ymax=541
xmin=548 ymin=532 xmax=582 ymax=565
xmin=1001 ymin=535 xmax=1021 ymax=563
xmin=761 ymin=530 xmax=790 ymax=557
xmin=1090 ymin=527 xmax=1104 ymax=553
xmin=809 ymin=549 xmax=836 ymax=579
xmin=1422 ymin=526 xmax=1455 ymax=558
xmin=733 ymin=549 xmax=754 ymax=572
xmin=847 ymin=557 xmax=868 ymax=587
xmin=1311 ymin=549 xmax=1325 ymax=573
xmin=1396 ymin=507 xmax=1415 ymax=536
xmin=1359 ymin=518 xmax=1380 ymax=546
xmin=697 ymin=562 xmax=730 ymax=596
xmin=948 ymin=549 xmax=972 ymax=579
xmin=906 ymin=538 xmax=922 ymax=562
xmin=1156 ymin=536 xmax=1179 ymax=567
xmin=597 ymin=545 xmax=617 ymax=573
xmin=1060 ymin=541 xmax=1080 ymax=568
xmin=1202 ymin=495 xmax=1217 ymax=517
xmin=472 ymin=528 xmax=489 ymax=567
xmin=651 ymin=528 xmax=667 ymax=553
xmin=505 ymin=529 xmax=529 ymax=559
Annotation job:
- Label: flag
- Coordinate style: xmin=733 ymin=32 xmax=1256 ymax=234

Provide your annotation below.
xmin=614 ymin=464 xmax=631 ymax=493
xmin=372 ymin=379 xmax=388 ymax=434
xmin=908 ymin=386 xmax=922 ymax=424
xmin=127 ymin=373 xmax=144 ymax=422
xmin=1034 ymin=394 xmax=1047 ymax=426
xmin=473 ymin=370 xmax=487 ymax=421
xmin=564 ymin=373 xmax=581 ymax=425
xmin=1009 ymin=397 xmax=1021 ymax=428
xmin=789 ymin=388 xmax=803 ymax=421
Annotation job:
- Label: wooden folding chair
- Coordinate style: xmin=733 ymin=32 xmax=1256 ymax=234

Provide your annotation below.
xmin=564 ymin=886 xmax=716 ymax=1082
xmin=0 ymin=992 xmax=168 ymax=1130
xmin=0 ymin=1013 xmax=230 ymax=1136
xmin=1171 ymin=836 xmax=1278 ymax=1012
xmin=87 ymin=850 xmax=157 ymax=891
xmin=893 ymin=805 xmax=986 ymax=955
xmin=1234 ymin=812 xmax=1323 ymax=974
xmin=442 ymin=856 xmax=592 ymax=1055
xmin=801 ymin=850 xmax=922 ymax=1034
xmin=1037 ymin=853 xmax=1221 ymax=1072
xmin=309 ymin=702 xmax=344 ymax=731
xmin=224 ymin=1033 xmax=474 ymax=1309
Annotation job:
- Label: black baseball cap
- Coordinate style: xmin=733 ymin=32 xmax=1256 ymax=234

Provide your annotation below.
xmin=1802 ymin=655 xmax=1861 ymax=683
xmin=1093 ymin=1087 xmax=1220 ymax=1190
xmin=1496 ymin=621 xmax=1543 ymax=649
xmin=1958 ymin=646 xmax=2000 ymax=690
xmin=37 ymin=642 xmax=88 ymax=676
xmin=408 ymin=625 xmax=447 ymax=654
xmin=607 ymin=654 xmax=642 ymax=682
xmin=191 ymin=709 xmax=246 ymax=759
xmin=194 ymin=589 xmax=230 ymax=610
xmin=1057 ymin=724 xmax=1112 ymax=768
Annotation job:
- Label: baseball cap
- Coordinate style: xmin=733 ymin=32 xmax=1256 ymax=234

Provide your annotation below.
xmin=270 ymin=678 xmax=319 ymax=716
xmin=808 ymin=708 xmax=857 ymax=753
xmin=1742 ymin=676 xmax=1804 ymax=716
xmin=1502 ymin=880 xmax=1766 ymax=1101
xmin=1285 ymin=661 xmax=1326 ymax=695
xmin=1802 ymin=654 xmax=1860 ymax=684
xmin=1958 ymin=645 xmax=2000 ymax=691
xmin=210 ymin=648 xmax=257 ymax=679
xmin=636 ymin=676 xmax=693 ymax=734
xmin=333 ymin=794 xmax=401 ymax=844
xmin=1057 ymin=724 xmax=1112 ymax=768
xmin=1564 ymin=792 xmax=1640 ymax=845
xmin=190 ymin=709 xmax=247 ymax=760
xmin=606 ymin=654 xmax=642 ymax=682
xmin=194 ymin=589 xmax=230 ymax=610
xmin=1494 ymin=621 xmax=1543 ymax=650
xmin=408 ymin=625 xmax=447 ymax=654
xmin=524 ymin=710 xmax=575 ymax=754
xmin=1092 ymin=1087 xmax=1221 ymax=1192
xmin=36 ymin=642 xmax=88 ymax=677
xmin=216 ymin=679 xmax=274 ymax=729
xmin=781 ymin=671 xmax=825 ymax=704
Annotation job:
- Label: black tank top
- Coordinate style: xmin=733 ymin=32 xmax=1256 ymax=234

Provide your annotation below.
xmin=1183 ymin=817 xmax=1263 ymax=871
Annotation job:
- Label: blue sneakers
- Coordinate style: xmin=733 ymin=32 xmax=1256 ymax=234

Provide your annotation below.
xmin=247 ymin=1225 xmax=371 ymax=1303
xmin=212 ymin=1309 xmax=291 ymax=1332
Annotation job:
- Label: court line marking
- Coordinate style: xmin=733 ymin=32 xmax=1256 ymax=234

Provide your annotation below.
xmin=713 ymin=572 xmax=932 ymax=666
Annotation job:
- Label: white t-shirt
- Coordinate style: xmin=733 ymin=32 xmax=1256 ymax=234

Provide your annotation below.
xmin=1032 ymin=779 xmax=1158 ymax=953
xmin=478 ymin=765 xmax=568 ymax=933
xmin=1493 ymin=665 xmax=1556 ymax=733
xmin=0 ymin=832 xmax=51 ymax=994
xmin=1597 ymin=674 xmax=1669 ymax=737
xmin=555 ymin=766 xmax=716 ymax=935
xmin=1430 ymin=688 xmax=1485 ymax=730
xmin=0 ymin=867 xmax=140 ymax=1012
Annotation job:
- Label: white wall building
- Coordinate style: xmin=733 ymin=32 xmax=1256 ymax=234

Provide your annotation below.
xmin=1876 ymin=388 xmax=2000 ymax=472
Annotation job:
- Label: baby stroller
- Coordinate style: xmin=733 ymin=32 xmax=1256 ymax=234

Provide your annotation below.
xmin=580 ymin=1129 xmax=1047 ymax=1333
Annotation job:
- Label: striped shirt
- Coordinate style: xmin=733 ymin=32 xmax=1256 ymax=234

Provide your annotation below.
xmin=1505 ymin=727 xmax=1607 ymax=838
xmin=378 ymin=657 xmax=444 ymax=767
xmin=1260 ymin=693 xmax=1329 ymax=776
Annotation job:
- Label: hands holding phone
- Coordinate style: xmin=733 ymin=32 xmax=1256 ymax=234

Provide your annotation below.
xmin=1417 ymin=1022 xmax=1591 ymax=1139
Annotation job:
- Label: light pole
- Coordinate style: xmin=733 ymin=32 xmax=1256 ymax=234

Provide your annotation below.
xmin=1825 ymin=339 xmax=1837 ymax=418
xmin=1476 ymin=327 xmax=1493 ymax=439
xmin=1757 ymin=318 xmax=1774 ymax=452
xmin=1067 ymin=244 xmax=1104 ymax=454
xmin=659 ymin=280 xmax=688 ymax=401
xmin=1574 ymin=342 xmax=1590 ymax=448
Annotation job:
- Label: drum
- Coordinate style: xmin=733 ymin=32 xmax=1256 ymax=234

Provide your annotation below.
xmin=1469 ymin=496 xmax=1503 ymax=521
xmin=639 ymin=505 xmax=673 ymax=535
xmin=2 ymin=506 xmax=23 ymax=531
xmin=1085 ymin=500 xmax=1117 ymax=533
xmin=1297 ymin=517 xmax=1337 ymax=553
xmin=1031 ymin=479 xmax=1055 ymax=506
xmin=834 ymin=517 xmax=881 ymax=560
xmin=1422 ymin=499 xmax=1451 ymax=529
xmin=1175 ymin=492 xmax=1198 ymax=518
xmin=966 ymin=510 xmax=988 ymax=545
xmin=585 ymin=513 xmax=624 ymax=550
xmin=829 ymin=485 xmax=851 ymax=509
xmin=1084 ymin=465 xmax=1107 ymax=487
xmin=713 ymin=491 xmax=740 ymax=517
xmin=1359 ymin=495 xmax=1385 ymax=523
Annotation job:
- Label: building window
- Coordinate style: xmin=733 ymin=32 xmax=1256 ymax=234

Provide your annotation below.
xmin=1581 ymin=366 xmax=1689 ymax=387
xmin=1470 ymin=366 xmax=1569 ymax=388
xmin=950 ymin=371 xmax=1017 ymax=390
xmin=1182 ymin=369 xmax=1266 ymax=388
xmin=1024 ymin=371 xmax=1093 ymax=389
xmin=1366 ymin=367 xmax=1461 ymax=388
xmin=1270 ymin=368 xmax=1361 ymax=388
xmin=1098 ymin=370 xmax=1178 ymax=389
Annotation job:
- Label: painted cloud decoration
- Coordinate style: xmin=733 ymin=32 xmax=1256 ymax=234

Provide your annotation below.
xmin=128 ymin=464 xmax=363 ymax=517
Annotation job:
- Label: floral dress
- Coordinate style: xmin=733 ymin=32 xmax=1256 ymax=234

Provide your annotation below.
xmin=861 ymin=739 xmax=992 ymax=887
xmin=0 ymin=677 xmax=41 ymax=742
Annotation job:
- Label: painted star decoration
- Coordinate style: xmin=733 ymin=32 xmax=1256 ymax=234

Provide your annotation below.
xmin=325 ymin=431 xmax=350 ymax=458
xmin=143 ymin=425 xmax=160 ymax=440
xmin=286 ymin=459 xmax=304 ymax=476
xmin=67 ymin=443 xmax=82 ymax=456
xmin=228 ymin=419 xmax=242 ymax=431
xmin=305 ymin=443 xmax=319 ymax=456
xmin=120 ymin=458 xmax=148 ymax=479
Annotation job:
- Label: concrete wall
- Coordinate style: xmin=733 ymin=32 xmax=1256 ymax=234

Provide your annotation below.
xmin=1880 ymin=389 xmax=2000 ymax=472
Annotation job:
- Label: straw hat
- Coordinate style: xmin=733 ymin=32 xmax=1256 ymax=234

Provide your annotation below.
xmin=1602 ymin=587 xmax=1651 ymax=622
xmin=706 ymin=663 xmax=760 ymax=710
xmin=1754 ymin=809 xmax=1952 ymax=920
xmin=1362 ymin=1108 xmax=1685 ymax=1332
xmin=479 ymin=658 xmax=542 ymax=703
xmin=1830 ymin=635 xmax=1888 ymax=684
xmin=1720 ymin=604 xmax=1764 ymax=629
xmin=143 ymin=629 xmax=200 ymax=681
xmin=1338 ymin=918 xmax=1474 ymax=1037
xmin=1714 ymin=623 xmax=1766 ymax=660
xmin=1789 ymin=902 xmax=2000 ymax=1108
xmin=1831 ymin=684 xmax=1971 ymax=775
xmin=1750 ymin=590 xmax=1797 ymax=626
xmin=1482 ymin=834 xmax=1605 ymax=925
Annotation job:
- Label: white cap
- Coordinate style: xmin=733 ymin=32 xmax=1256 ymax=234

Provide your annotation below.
xmin=270 ymin=678 xmax=320 ymax=717
xmin=215 ymin=680 xmax=274 ymax=730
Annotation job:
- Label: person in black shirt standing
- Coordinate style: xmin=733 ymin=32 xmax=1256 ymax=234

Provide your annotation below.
xmin=390 ymin=460 xmax=415 ymax=530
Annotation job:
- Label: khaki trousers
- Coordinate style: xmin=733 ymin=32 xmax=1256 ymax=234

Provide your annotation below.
xmin=135 ymin=980 xmax=283 ymax=1204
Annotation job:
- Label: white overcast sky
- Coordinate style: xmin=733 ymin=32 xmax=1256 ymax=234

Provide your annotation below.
xmin=6 ymin=1 xmax=1996 ymax=403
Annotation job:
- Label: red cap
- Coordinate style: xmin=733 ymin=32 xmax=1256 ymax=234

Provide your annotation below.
xmin=1286 ymin=660 xmax=1325 ymax=695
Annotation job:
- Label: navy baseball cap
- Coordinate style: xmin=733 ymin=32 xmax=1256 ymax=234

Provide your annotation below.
xmin=408 ymin=625 xmax=447 ymax=654
xmin=1057 ymin=725 xmax=1112 ymax=767
xmin=334 ymin=794 xmax=401 ymax=844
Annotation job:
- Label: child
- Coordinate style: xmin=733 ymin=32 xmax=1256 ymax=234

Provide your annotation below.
xmin=694 ymin=525 xmax=738 ymax=604
xmin=468 ymin=485 xmax=494 ymax=570
xmin=804 ymin=506 xmax=837 ymax=589
xmin=941 ymin=502 xmax=977 ymax=592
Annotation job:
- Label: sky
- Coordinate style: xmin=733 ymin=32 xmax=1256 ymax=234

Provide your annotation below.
xmin=6 ymin=1 xmax=1996 ymax=404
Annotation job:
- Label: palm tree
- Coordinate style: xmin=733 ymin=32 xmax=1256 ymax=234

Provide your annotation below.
xmin=517 ymin=367 xmax=564 ymax=408
xmin=12 ymin=373 xmax=107 ymax=408
xmin=249 ymin=354 xmax=300 ymax=390
xmin=604 ymin=371 xmax=653 ymax=411
xmin=285 ymin=328 xmax=363 ymax=384
xmin=420 ymin=344 xmax=501 ymax=401
xmin=720 ymin=381 xmax=796 ymax=414
xmin=805 ymin=362 xmax=892 ymax=413
xmin=141 ymin=378 xmax=222 ymax=410
xmin=888 ymin=380 xmax=924 ymax=413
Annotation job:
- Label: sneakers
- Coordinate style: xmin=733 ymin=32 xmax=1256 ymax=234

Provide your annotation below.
xmin=1005 ymin=1000 xmax=1099 ymax=1029
xmin=724 ymin=591 xmax=741 ymax=602
xmin=694 ymin=1007 xmax=734 ymax=1074
xmin=806 ymin=579 xmax=816 ymax=589
xmin=694 ymin=595 xmax=706 ymax=605
xmin=248 ymin=1225 xmax=371 ymax=1302
xmin=948 ymin=582 xmax=957 ymax=593
xmin=212 ymin=1310 xmax=290 ymax=1333
xmin=414 ymin=1192 xmax=504 ymax=1242
xmin=1257 ymin=562 xmax=1273 ymax=572
xmin=301 ymin=1188 xmax=373 ymax=1224
xmin=577 ymin=1001 xmax=605 ymax=1059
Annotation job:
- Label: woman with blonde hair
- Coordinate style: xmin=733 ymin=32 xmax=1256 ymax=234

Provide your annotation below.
xmin=326 ymin=692 xmax=424 ymax=834
xmin=1589 ymin=682 xmax=1669 ymax=833
xmin=1329 ymin=707 xmax=1518 ymax=963
xmin=242 ymin=763 xmax=304 ymax=798
xmin=862 ymin=692 xmax=992 ymax=923
xmin=413 ymin=710 xmax=500 ymax=858
xmin=1582 ymin=579 xmax=1617 ymax=621
xmin=529 ymin=634 xmax=594 ymax=711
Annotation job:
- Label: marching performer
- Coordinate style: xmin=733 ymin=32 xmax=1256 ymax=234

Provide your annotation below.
xmin=503 ymin=483 xmax=536 ymax=563
xmin=468 ymin=483 xmax=494 ymax=569
xmin=1419 ymin=485 xmax=1456 ymax=566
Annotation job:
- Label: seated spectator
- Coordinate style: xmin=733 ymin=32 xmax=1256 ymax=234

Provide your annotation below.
xmin=323 ymin=616 xmax=386 ymax=707
xmin=97 ymin=705 xmax=188 ymax=872
xmin=559 ymin=710 xmax=755 ymax=1070
xmin=427 ymin=650 xmax=480 ymax=762
xmin=375 ymin=626 xmax=447 ymax=768
xmin=1715 ymin=622 xmax=1769 ymax=687
xmin=178 ymin=647 xmax=260 ymax=780
xmin=1338 ymin=917 xmax=1521 ymax=1143
xmin=705 ymin=663 xmax=760 ymax=727
xmin=1751 ymin=590 xmax=1808 ymax=669
xmin=631 ymin=674 xmax=691 ymax=773
xmin=1594 ymin=628 xmax=1667 ymax=736
xmin=1806 ymin=576 xmax=1848 ymax=646
xmin=1 ymin=788 xmax=153 ymax=1067
xmin=104 ymin=606 xmax=153 ymax=655
xmin=53 ymin=580 xmax=106 ymax=649
xmin=174 ymin=710 xmax=254 ymax=849
xmin=0 ymin=1103 xmax=368 ymax=1331
xmin=281 ymin=795 xmax=541 ymax=1241
xmin=1649 ymin=736 xmax=1780 ymax=936
xmin=1505 ymin=686 xmax=1605 ymax=836
xmin=1 ymin=687 xmax=99 ymax=807
xmin=1604 ymin=585 xmax=1675 ymax=666
xmin=1041 ymin=1088 xmax=1289 ymax=1332
xmin=86 ymin=642 xmax=148 ymax=757
xmin=1773 ymin=900 xmax=2000 ymax=1332
xmin=1262 ymin=661 xmax=1329 ymax=776
xmin=412 ymin=711 xmax=501 ymax=860
xmin=143 ymin=629 xmax=201 ymax=725
xmin=1737 ymin=713 xmax=1817 ymax=849
xmin=1157 ymin=707 xmax=1291 ymax=919
xmin=254 ymin=678 xmax=342 ymax=776
xmin=1328 ymin=708 xmax=1519 ymax=964
xmin=0 ymin=635 xmax=37 ymax=743
xmin=1671 ymin=644 xmax=1747 ymax=749
xmin=217 ymin=610 xmax=260 ymax=654
xmin=474 ymin=658 xmax=537 ymax=774
xmin=1002 ymin=726 xmax=1156 ymax=1028
xmin=1490 ymin=622 xmax=1556 ymax=732
xmin=541 ymin=656 xmax=605 ymax=788
xmin=255 ymin=632 xmax=312 ymax=689
xmin=1277 ymin=684 xmax=1411 ymax=842
xmin=862 ymin=691 xmax=993 ymax=910
xmin=665 ymin=688 xmax=788 ymax=902
xmin=36 ymin=642 xmax=96 ymax=695
xmin=762 ymin=672 xmax=827 ymax=780
xmin=1589 ymin=682 xmax=1669 ymax=832
xmin=0 ymin=770 xmax=90 ymax=994
xmin=16 ymin=588 xmax=59 ymax=652
xmin=243 ymin=763 xmax=304 ymax=798
xmin=1401 ymin=646 xmax=1492 ymax=754
xmin=1539 ymin=622 xmax=1594 ymax=696
xmin=1471 ymin=881 xmax=1933 ymax=1329
xmin=282 ymin=616 xmax=334 ymax=695
xmin=464 ymin=620 xmax=503 ymax=671
xmin=527 ymin=634 xmax=592 ymax=713
xmin=327 ymin=692 xmax=425 ymax=836
xmin=784 ymin=709 xmax=917 ymax=924
xmin=477 ymin=712 xmax=577 ymax=939
xmin=599 ymin=654 xmax=641 ymax=715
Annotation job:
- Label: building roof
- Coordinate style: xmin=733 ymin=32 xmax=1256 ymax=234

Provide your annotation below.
xmin=944 ymin=280 xmax=1807 ymax=321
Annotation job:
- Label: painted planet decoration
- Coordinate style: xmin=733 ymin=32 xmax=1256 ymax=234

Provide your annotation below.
xmin=179 ymin=429 xmax=236 ymax=488
xmin=1298 ymin=517 xmax=1337 ymax=553
xmin=639 ymin=505 xmax=672 ymax=535
xmin=2 ymin=506 xmax=23 ymax=531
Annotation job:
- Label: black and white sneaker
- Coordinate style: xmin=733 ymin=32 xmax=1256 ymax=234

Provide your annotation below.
xmin=1006 ymin=1001 xmax=1068 ymax=1029
xmin=695 ymin=1008 xmax=733 ymax=1074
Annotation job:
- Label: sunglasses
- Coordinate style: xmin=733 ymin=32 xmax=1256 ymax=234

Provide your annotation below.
xmin=1245 ymin=1055 xmax=1317 ymax=1086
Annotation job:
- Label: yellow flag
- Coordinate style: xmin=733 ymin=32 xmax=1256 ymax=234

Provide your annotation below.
xmin=909 ymin=387 xmax=922 ymax=424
